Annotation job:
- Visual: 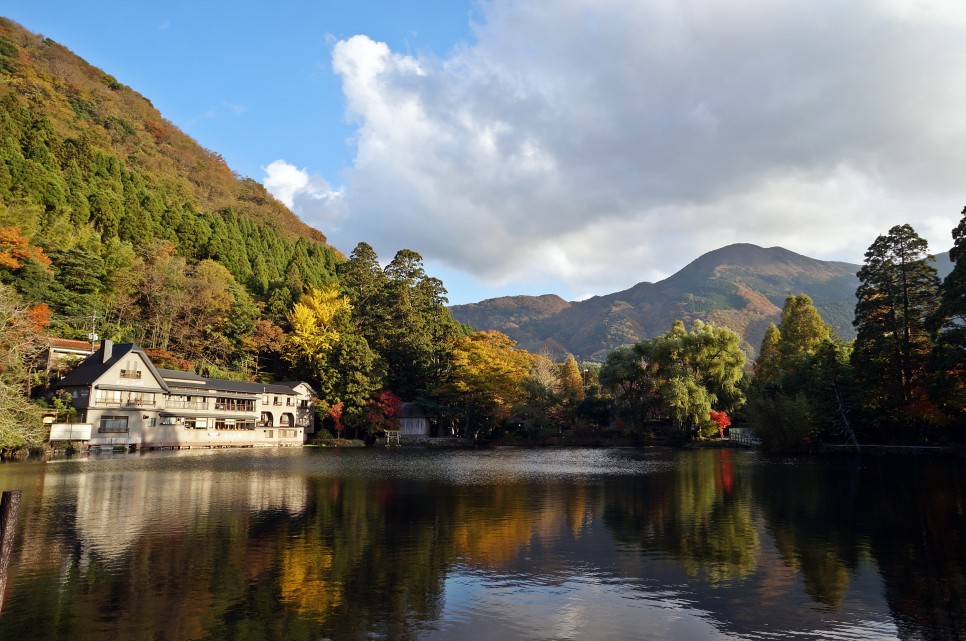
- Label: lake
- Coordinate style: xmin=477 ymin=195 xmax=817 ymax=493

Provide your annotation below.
xmin=0 ymin=447 xmax=962 ymax=640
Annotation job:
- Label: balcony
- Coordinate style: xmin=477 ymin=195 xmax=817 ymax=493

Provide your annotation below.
xmin=165 ymin=400 xmax=209 ymax=410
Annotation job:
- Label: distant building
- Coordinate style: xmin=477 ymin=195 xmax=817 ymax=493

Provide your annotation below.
xmin=40 ymin=338 xmax=98 ymax=381
xmin=54 ymin=340 xmax=315 ymax=449
xmin=398 ymin=402 xmax=430 ymax=437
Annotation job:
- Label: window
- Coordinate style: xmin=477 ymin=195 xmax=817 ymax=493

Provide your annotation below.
xmin=214 ymin=397 xmax=255 ymax=412
xmin=119 ymin=369 xmax=142 ymax=379
xmin=286 ymin=397 xmax=293 ymax=406
xmin=279 ymin=429 xmax=297 ymax=439
xmin=126 ymin=392 xmax=155 ymax=407
xmin=273 ymin=396 xmax=281 ymax=406
xmin=265 ymin=429 xmax=274 ymax=438
xmin=161 ymin=416 xmax=178 ymax=425
xmin=184 ymin=418 xmax=208 ymax=429
xmin=167 ymin=396 xmax=207 ymax=410
xmin=146 ymin=418 xmax=156 ymax=427
xmin=95 ymin=389 xmax=123 ymax=406
xmin=99 ymin=416 xmax=129 ymax=433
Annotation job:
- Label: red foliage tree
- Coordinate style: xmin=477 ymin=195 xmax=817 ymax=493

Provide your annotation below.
xmin=328 ymin=401 xmax=345 ymax=437
xmin=709 ymin=410 xmax=731 ymax=438
xmin=367 ymin=390 xmax=402 ymax=432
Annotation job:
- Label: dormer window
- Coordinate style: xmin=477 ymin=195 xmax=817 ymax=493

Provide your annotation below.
xmin=120 ymin=369 xmax=142 ymax=379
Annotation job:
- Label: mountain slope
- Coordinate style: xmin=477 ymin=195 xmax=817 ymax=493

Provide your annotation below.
xmin=452 ymin=244 xmax=864 ymax=361
xmin=0 ymin=17 xmax=340 ymax=314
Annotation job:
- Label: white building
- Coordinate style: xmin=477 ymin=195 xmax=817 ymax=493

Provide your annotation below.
xmin=55 ymin=341 xmax=315 ymax=449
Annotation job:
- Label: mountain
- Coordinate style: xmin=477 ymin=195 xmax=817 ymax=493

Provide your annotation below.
xmin=452 ymin=243 xmax=859 ymax=361
xmin=0 ymin=17 xmax=340 ymax=320
xmin=452 ymin=244 xmax=955 ymax=362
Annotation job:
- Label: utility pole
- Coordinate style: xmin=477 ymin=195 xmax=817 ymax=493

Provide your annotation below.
xmin=87 ymin=312 xmax=98 ymax=353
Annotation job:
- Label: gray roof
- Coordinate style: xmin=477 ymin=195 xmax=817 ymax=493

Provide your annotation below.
xmin=57 ymin=342 xmax=170 ymax=393
xmin=156 ymin=369 xmax=307 ymax=396
xmin=57 ymin=344 xmax=312 ymax=399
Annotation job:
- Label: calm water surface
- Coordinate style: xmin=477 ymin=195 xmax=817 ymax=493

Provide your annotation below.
xmin=0 ymin=447 xmax=962 ymax=641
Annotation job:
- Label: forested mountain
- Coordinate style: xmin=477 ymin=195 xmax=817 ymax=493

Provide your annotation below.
xmin=0 ymin=18 xmax=342 ymax=365
xmin=451 ymin=244 xmax=955 ymax=361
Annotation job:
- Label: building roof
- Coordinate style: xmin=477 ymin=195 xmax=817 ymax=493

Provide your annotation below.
xmin=57 ymin=343 xmax=313 ymax=399
xmin=56 ymin=342 xmax=170 ymax=393
xmin=156 ymin=369 xmax=308 ymax=397
xmin=48 ymin=338 xmax=98 ymax=352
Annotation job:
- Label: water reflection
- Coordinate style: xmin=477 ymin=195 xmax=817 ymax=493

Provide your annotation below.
xmin=0 ymin=448 xmax=962 ymax=640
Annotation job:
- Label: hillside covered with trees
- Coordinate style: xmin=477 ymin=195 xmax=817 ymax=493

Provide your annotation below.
xmin=0 ymin=17 xmax=341 ymax=359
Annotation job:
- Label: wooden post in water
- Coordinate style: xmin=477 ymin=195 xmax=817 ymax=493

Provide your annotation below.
xmin=0 ymin=490 xmax=22 ymax=614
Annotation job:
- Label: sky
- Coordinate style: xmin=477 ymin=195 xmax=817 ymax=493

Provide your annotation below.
xmin=5 ymin=0 xmax=966 ymax=305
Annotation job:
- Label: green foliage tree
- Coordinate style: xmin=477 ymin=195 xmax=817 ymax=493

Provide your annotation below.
xmin=929 ymin=206 xmax=966 ymax=427
xmin=778 ymin=294 xmax=832 ymax=370
xmin=602 ymin=320 xmax=745 ymax=436
xmin=599 ymin=345 xmax=659 ymax=429
xmin=755 ymin=323 xmax=782 ymax=386
xmin=852 ymin=224 xmax=940 ymax=433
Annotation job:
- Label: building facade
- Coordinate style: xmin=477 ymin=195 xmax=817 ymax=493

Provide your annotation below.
xmin=55 ymin=341 xmax=315 ymax=449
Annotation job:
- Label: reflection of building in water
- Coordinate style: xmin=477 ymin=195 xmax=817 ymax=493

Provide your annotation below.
xmin=44 ymin=464 xmax=308 ymax=565
xmin=55 ymin=341 xmax=315 ymax=449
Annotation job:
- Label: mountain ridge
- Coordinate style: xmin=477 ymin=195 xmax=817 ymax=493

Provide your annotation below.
xmin=451 ymin=244 xmax=954 ymax=361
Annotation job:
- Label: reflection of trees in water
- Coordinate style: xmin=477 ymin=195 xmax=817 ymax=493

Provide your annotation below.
xmin=1 ymin=452 xmax=965 ymax=641
xmin=859 ymin=461 xmax=966 ymax=641
xmin=752 ymin=454 xmax=966 ymax=639
xmin=751 ymin=457 xmax=863 ymax=609
xmin=602 ymin=449 xmax=760 ymax=584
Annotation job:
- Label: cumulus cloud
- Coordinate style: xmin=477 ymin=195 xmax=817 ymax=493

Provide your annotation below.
xmin=262 ymin=160 xmax=346 ymax=230
xmin=271 ymin=0 xmax=966 ymax=301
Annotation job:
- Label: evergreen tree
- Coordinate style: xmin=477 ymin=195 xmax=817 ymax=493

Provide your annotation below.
xmin=929 ymin=206 xmax=966 ymax=426
xmin=559 ymin=354 xmax=585 ymax=403
xmin=755 ymin=323 xmax=782 ymax=386
xmin=852 ymin=224 xmax=940 ymax=431
xmin=778 ymin=294 xmax=832 ymax=370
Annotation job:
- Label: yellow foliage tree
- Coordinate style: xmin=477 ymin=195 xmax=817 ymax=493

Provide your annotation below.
xmin=285 ymin=285 xmax=351 ymax=370
xmin=435 ymin=330 xmax=535 ymax=436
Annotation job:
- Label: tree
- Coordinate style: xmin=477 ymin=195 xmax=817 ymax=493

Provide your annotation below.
xmin=603 ymin=320 xmax=746 ymax=435
xmin=284 ymin=285 xmax=351 ymax=373
xmin=778 ymin=294 xmax=832 ymax=370
xmin=852 ymin=224 xmax=940 ymax=431
xmin=558 ymin=354 xmax=585 ymax=404
xmin=433 ymin=330 xmax=534 ymax=438
xmin=599 ymin=345 xmax=659 ymax=428
xmin=929 ymin=206 xmax=966 ymax=426
xmin=0 ymin=226 xmax=50 ymax=270
xmin=0 ymin=283 xmax=46 ymax=449
xmin=755 ymin=323 xmax=782 ymax=386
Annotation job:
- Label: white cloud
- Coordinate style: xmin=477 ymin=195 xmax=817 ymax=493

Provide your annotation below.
xmin=262 ymin=160 xmax=346 ymax=230
xmin=270 ymin=0 xmax=966 ymax=301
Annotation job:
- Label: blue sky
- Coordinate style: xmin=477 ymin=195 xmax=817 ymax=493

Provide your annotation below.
xmin=5 ymin=1 xmax=966 ymax=305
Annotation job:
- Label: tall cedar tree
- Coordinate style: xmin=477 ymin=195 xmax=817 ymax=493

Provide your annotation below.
xmin=852 ymin=224 xmax=939 ymax=428
xmin=754 ymin=323 xmax=782 ymax=386
xmin=929 ymin=206 xmax=966 ymax=424
xmin=777 ymin=294 xmax=832 ymax=370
